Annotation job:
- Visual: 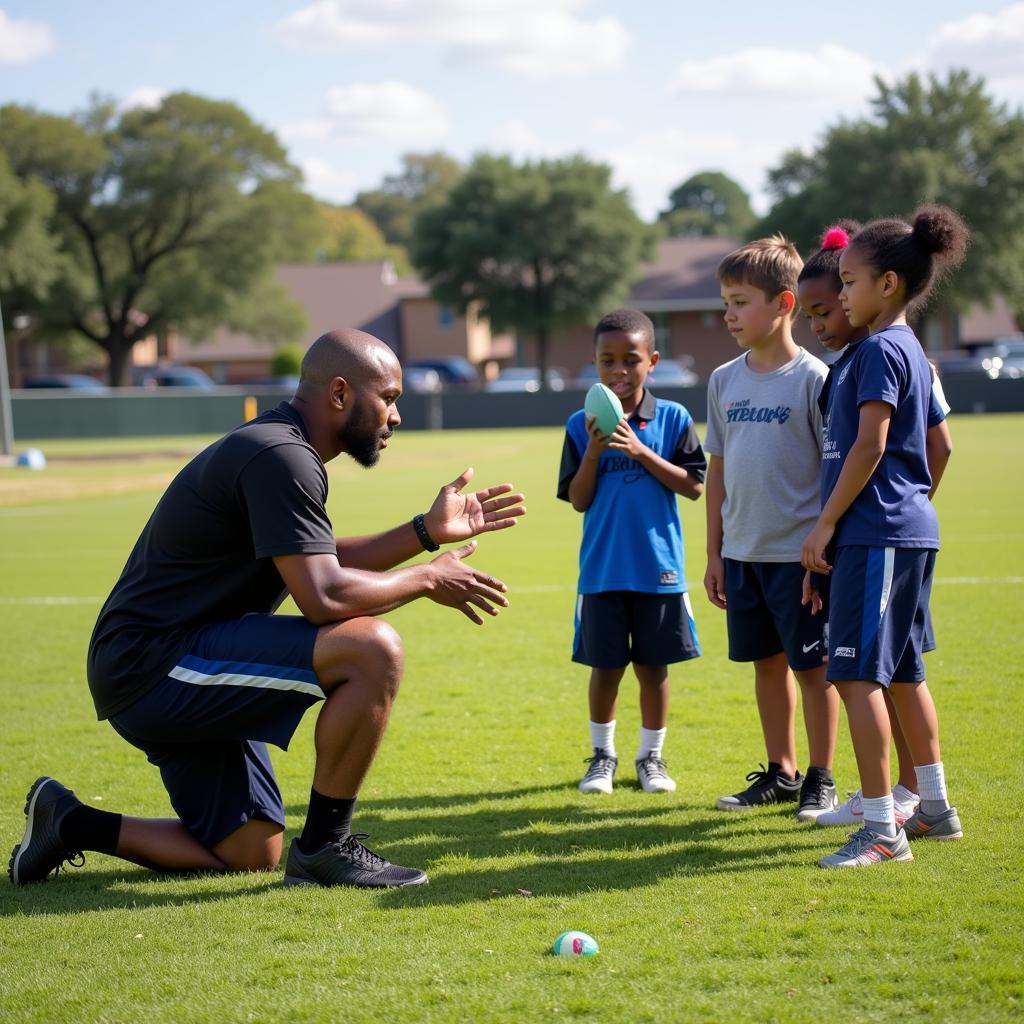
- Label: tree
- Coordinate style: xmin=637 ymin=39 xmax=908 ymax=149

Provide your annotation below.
xmin=659 ymin=171 xmax=755 ymax=239
xmin=0 ymin=94 xmax=321 ymax=384
xmin=317 ymin=203 xmax=411 ymax=273
xmin=412 ymin=153 xmax=651 ymax=386
xmin=0 ymin=150 xmax=62 ymax=306
xmin=755 ymin=70 xmax=1024 ymax=322
xmin=356 ymin=152 xmax=462 ymax=249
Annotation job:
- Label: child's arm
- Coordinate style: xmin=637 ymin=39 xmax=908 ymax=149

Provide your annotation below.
xmin=703 ymin=454 xmax=727 ymax=609
xmin=606 ymin=420 xmax=704 ymax=500
xmin=566 ymin=417 xmax=612 ymax=512
xmin=925 ymin=420 xmax=952 ymax=500
xmin=801 ymin=400 xmax=891 ymax=574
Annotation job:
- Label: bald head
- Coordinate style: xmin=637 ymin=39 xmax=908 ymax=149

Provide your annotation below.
xmin=299 ymin=329 xmax=399 ymax=390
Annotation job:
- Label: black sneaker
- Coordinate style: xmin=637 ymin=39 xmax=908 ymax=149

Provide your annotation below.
xmin=9 ymin=777 xmax=86 ymax=884
xmin=796 ymin=772 xmax=839 ymax=822
xmin=578 ymin=748 xmax=617 ymax=794
xmin=283 ymin=833 xmax=428 ymax=888
xmin=715 ymin=763 xmax=802 ymax=811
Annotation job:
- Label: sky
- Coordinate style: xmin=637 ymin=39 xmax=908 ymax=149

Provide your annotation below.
xmin=2 ymin=2 xmax=1023 ymax=220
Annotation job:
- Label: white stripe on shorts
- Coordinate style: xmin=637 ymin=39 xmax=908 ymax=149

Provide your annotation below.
xmin=168 ymin=664 xmax=323 ymax=699
xmin=879 ymin=547 xmax=895 ymax=620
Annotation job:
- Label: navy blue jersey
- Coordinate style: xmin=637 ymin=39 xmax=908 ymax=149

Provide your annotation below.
xmin=557 ymin=390 xmax=706 ymax=594
xmin=819 ymin=326 xmax=943 ymax=549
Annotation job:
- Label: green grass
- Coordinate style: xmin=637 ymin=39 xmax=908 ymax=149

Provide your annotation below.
xmin=1 ymin=417 xmax=1022 ymax=1023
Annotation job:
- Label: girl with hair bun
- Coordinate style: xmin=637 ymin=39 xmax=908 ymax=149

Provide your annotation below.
xmin=797 ymin=221 xmax=955 ymax=835
xmin=801 ymin=204 xmax=967 ymax=869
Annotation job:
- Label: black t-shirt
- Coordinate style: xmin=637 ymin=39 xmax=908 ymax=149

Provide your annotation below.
xmin=87 ymin=403 xmax=337 ymax=719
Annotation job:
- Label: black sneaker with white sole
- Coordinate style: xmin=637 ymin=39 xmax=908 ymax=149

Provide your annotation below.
xmin=9 ymin=777 xmax=86 ymax=885
xmin=283 ymin=833 xmax=428 ymax=888
xmin=796 ymin=772 xmax=839 ymax=822
xmin=716 ymin=763 xmax=802 ymax=811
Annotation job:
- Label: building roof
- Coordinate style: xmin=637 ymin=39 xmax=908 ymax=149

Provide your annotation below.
xmin=177 ymin=261 xmax=420 ymax=361
xmin=629 ymin=236 xmax=736 ymax=311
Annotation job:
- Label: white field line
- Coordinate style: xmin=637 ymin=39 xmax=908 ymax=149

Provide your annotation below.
xmin=0 ymin=576 xmax=1020 ymax=606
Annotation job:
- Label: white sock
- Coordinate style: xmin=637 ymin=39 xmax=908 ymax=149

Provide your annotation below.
xmin=589 ymin=720 xmax=616 ymax=757
xmin=893 ymin=782 xmax=919 ymax=804
xmin=862 ymin=794 xmax=897 ymax=837
xmin=637 ymin=726 xmax=666 ymax=761
xmin=916 ymin=762 xmax=950 ymax=814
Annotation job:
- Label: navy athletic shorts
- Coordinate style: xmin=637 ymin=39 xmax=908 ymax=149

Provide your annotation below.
xmin=572 ymin=591 xmax=701 ymax=668
xmin=825 ymin=546 xmax=937 ymax=687
xmin=724 ymin=559 xmax=827 ymax=671
xmin=109 ymin=614 xmax=323 ymax=849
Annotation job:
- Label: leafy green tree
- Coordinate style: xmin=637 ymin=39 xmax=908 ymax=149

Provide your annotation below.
xmin=659 ymin=171 xmax=755 ymax=239
xmin=756 ymin=71 xmax=1024 ymax=323
xmin=412 ymin=153 xmax=651 ymax=386
xmin=270 ymin=343 xmax=303 ymax=378
xmin=0 ymin=94 xmax=320 ymax=384
xmin=317 ymin=203 xmax=411 ymax=273
xmin=356 ymin=152 xmax=462 ymax=249
xmin=0 ymin=150 xmax=62 ymax=305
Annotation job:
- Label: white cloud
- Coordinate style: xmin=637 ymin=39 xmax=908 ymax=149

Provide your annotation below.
xmin=272 ymin=0 xmax=628 ymax=77
xmin=671 ymin=44 xmax=880 ymax=102
xmin=486 ymin=120 xmax=550 ymax=159
xmin=0 ymin=9 xmax=54 ymax=65
xmin=299 ymin=157 xmax=359 ymax=203
xmin=927 ymin=3 xmax=1024 ymax=83
xmin=119 ymin=87 xmax=168 ymax=112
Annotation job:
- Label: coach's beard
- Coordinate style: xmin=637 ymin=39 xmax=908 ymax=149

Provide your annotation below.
xmin=340 ymin=400 xmax=391 ymax=468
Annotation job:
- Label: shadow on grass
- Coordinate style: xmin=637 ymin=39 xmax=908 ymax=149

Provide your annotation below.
xmin=1 ymin=784 xmax=822 ymax=915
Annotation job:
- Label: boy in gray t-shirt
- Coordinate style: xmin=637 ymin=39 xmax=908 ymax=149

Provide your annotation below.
xmin=704 ymin=236 xmax=840 ymax=821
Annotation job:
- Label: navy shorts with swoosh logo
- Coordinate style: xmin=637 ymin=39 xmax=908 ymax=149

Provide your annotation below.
xmin=724 ymin=559 xmax=826 ymax=670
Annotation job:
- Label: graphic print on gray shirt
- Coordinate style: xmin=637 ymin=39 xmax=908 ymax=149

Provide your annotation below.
xmin=704 ymin=348 xmax=827 ymax=562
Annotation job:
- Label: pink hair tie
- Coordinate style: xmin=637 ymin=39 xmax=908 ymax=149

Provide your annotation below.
xmin=821 ymin=227 xmax=849 ymax=250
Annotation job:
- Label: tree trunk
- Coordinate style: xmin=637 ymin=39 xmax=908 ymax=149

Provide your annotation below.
xmin=106 ymin=335 xmax=131 ymax=387
xmin=536 ymin=327 xmax=550 ymax=392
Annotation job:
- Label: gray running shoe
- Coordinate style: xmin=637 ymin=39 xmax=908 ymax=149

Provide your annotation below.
xmin=716 ymin=763 xmax=802 ymax=811
xmin=902 ymin=806 xmax=963 ymax=841
xmin=818 ymin=826 xmax=913 ymax=869
xmin=284 ymin=833 xmax=428 ymax=888
xmin=635 ymin=754 xmax=676 ymax=793
xmin=579 ymin=748 xmax=617 ymax=794
xmin=8 ymin=777 xmax=85 ymax=885
xmin=796 ymin=773 xmax=838 ymax=822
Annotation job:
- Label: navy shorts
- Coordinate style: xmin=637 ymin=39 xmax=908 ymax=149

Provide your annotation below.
xmin=572 ymin=591 xmax=701 ymax=668
xmin=825 ymin=546 xmax=936 ymax=687
xmin=724 ymin=559 xmax=827 ymax=671
xmin=109 ymin=614 xmax=323 ymax=849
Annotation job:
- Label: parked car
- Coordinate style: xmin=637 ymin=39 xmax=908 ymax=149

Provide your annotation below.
xmin=573 ymin=358 xmax=698 ymax=389
xmin=485 ymin=367 xmax=567 ymax=393
xmin=141 ymin=366 xmax=217 ymax=388
xmin=648 ymin=358 xmax=699 ymax=387
xmin=22 ymin=374 xmax=107 ymax=392
xmin=403 ymin=357 xmax=478 ymax=388
xmin=402 ymin=366 xmax=442 ymax=394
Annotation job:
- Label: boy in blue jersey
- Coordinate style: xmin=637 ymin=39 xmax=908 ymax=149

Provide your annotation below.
xmin=558 ymin=309 xmax=706 ymax=794
xmin=705 ymin=236 xmax=840 ymax=820
xmin=803 ymin=206 xmax=967 ymax=868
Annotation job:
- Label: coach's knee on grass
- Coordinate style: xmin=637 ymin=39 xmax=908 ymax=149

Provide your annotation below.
xmin=314 ymin=616 xmax=405 ymax=698
xmin=214 ymin=820 xmax=284 ymax=872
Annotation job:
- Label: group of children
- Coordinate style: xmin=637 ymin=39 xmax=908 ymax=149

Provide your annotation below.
xmin=558 ymin=205 xmax=967 ymax=868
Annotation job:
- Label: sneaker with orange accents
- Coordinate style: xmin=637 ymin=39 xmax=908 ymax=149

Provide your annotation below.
xmin=818 ymin=826 xmax=913 ymax=868
xmin=902 ymin=806 xmax=963 ymax=841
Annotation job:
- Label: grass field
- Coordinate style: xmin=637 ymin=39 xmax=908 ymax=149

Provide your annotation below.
xmin=1 ymin=417 xmax=1022 ymax=1023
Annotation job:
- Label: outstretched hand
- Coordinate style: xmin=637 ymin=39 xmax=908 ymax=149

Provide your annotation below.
xmin=423 ymin=468 xmax=526 ymax=544
xmin=427 ymin=541 xmax=510 ymax=624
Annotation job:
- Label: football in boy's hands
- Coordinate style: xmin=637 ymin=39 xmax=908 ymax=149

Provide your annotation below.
xmin=584 ymin=383 xmax=624 ymax=437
